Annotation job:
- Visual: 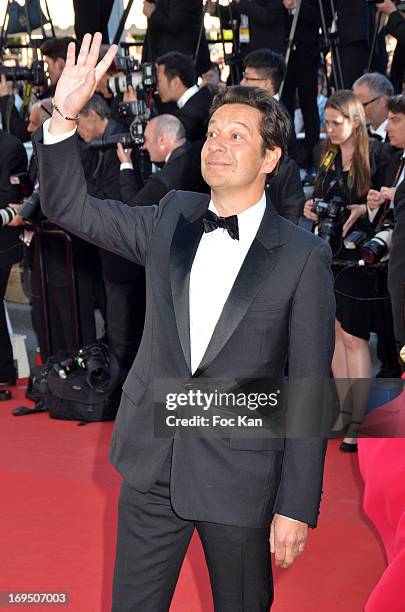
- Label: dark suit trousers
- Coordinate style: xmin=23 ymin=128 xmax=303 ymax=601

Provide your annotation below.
xmin=112 ymin=450 xmax=273 ymax=612
xmin=0 ymin=265 xmax=14 ymax=380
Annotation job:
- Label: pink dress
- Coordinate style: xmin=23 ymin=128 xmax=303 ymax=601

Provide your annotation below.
xmin=358 ymin=433 xmax=405 ymax=611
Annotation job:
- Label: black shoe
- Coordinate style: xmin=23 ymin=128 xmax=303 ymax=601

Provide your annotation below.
xmin=339 ymin=441 xmax=358 ymax=453
xmin=0 ymin=389 xmax=12 ymax=401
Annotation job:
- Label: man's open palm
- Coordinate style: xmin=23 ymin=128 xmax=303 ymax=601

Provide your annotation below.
xmin=53 ymin=32 xmax=117 ymax=119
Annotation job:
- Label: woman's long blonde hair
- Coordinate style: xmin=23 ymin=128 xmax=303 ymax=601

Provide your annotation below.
xmin=323 ymin=90 xmax=371 ymax=201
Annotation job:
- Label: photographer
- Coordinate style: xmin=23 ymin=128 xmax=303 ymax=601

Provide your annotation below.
xmin=117 ymin=114 xmax=208 ymax=205
xmin=79 ymin=94 xmax=145 ymax=379
xmin=304 ymin=90 xmax=386 ymax=452
xmin=0 ymin=129 xmax=28 ymax=386
xmin=156 ymin=51 xmax=213 ymax=142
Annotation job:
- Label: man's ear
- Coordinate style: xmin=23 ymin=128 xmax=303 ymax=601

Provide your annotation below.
xmin=262 ymin=147 xmax=282 ymax=175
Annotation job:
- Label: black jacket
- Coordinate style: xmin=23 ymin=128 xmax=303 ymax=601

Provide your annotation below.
xmin=266 ymin=157 xmax=304 ymax=225
xmin=36 ymin=127 xmax=335 ymax=528
xmin=389 ymin=179 xmax=405 ymax=349
xmin=220 ymin=0 xmax=286 ymax=56
xmin=174 ymin=86 xmax=213 ymax=142
xmin=335 ymin=0 xmax=375 ymax=47
xmin=141 ymin=0 xmax=211 ymax=76
xmin=120 ymin=141 xmax=209 ymax=206
xmin=0 ymin=95 xmax=30 ymax=143
xmin=84 ymin=119 xmax=144 ymax=282
xmin=0 ymin=130 xmax=28 ymax=268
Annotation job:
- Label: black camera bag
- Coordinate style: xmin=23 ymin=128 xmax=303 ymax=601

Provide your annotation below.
xmin=28 ymin=344 xmax=121 ymax=423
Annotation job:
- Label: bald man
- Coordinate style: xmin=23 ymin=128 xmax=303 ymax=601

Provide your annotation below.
xmin=117 ymin=114 xmax=208 ymax=205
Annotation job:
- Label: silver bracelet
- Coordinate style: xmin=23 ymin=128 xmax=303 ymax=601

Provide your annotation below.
xmin=52 ymin=98 xmax=80 ymax=121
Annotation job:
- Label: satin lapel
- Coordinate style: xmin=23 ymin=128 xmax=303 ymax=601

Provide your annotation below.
xmin=170 ymin=211 xmax=205 ymax=370
xmin=194 ymin=202 xmax=283 ymax=375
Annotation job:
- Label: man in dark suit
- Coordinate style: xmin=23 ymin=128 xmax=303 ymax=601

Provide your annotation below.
xmin=142 ymin=0 xmax=210 ymax=77
xmin=388 ymin=179 xmax=405 ymax=357
xmin=376 ymin=0 xmax=405 ymax=92
xmin=35 ymin=34 xmax=335 ymax=611
xmin=0 ymin=130 xmax=28 ymax=385
xmin=117 ymin=114 xmax=208 ymax=205
xmin=156 ymin=51 xmax=213 ymax=142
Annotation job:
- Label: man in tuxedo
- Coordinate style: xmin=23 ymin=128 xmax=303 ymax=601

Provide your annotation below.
xmin=35 ymin=34 xmax=335 ymax=611
xmin=388 ymin=179 xmax=405 ymax=356
xmin=156 ymin=51 xmax=213 ymax=142
xmin=0 ymin=130 xmax=28 ymax=386
xmin=117 ymin=114 xmax=208 ymax=205
xmin=353 ymin=73 xmax=394 ymax=142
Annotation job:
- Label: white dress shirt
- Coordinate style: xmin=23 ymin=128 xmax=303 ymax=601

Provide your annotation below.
xmin=369 ymin=118 xmax=388 ymax=142
xmin=189 ymin=194 xmax=266 ymax=374
xmin=177 ymin=84 xmax=199 ymax=109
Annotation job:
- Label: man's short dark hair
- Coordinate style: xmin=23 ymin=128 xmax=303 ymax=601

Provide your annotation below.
xmin=156 ymin=52 xmax=195 ymax=89
xmin=209 ymin=86 xmax=290 ymax=158
xmin=388 ymin=95 xmax=405 ymax=115
xmin=81 ymin=93 xmax=111 ymax=120
xmin=40 ymin=36 xmax=76 ymax=61
xmin=243 ymin=49 xmax=286 ymax=94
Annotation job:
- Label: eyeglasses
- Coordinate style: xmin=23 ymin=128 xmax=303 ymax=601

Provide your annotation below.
xmin=362 ymin=95 xmax=382 ymax=108
xmin=241 ymin=72 xmax=267 ymax=82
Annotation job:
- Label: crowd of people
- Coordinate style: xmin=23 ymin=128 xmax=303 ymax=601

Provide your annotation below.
xmin=0 ymin=1 xmax=405 ymax=608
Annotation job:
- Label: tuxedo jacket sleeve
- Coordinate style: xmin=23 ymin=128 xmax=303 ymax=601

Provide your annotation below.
xmin=0 ymin=95 xmax=30 ymax=143
xmin=387 ymin=10 xmax=405 ymax=47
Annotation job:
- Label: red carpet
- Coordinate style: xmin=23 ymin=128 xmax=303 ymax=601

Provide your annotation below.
xmin=0 ymin=383 xmax=385 ymax=611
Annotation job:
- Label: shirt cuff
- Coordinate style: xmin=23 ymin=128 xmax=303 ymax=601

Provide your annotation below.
xmin=120 ymin=162 xmax=134 ymax=171
xmin=367 ymin=206 xmax=379 ymax=222
xmin=279 ymin=515 xmax=300 ymax=523
xmin=43 ymin=118 xmax=77 ymax=145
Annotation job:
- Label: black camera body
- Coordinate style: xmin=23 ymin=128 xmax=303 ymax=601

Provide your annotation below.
xmin=0 ymin=59 xmax=46 ymax=86
xmin=315 ymin=196 xmax=347 ymax=248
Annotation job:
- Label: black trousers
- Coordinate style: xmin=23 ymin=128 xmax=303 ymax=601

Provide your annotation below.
xmin=112 ymin=451 xmax=273 ymax=612
xmin=0 ymin=265 xmax=14 ymax=380
xmin=282 ymin=50 xmax=320 ymax=161
xmin=103 ymin=274 xmax=145 ymax=379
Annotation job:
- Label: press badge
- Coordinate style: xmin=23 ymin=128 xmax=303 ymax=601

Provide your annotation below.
xmin=239 ymin=14 xmax=250 ymax=44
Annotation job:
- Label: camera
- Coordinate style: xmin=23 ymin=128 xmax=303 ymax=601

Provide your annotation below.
xmin=108 ymin=61 xmax=156 ymax=96
xmin=0 ymin=59 xmax=46 ymax=86
xmin=315 ymin=196 xmax=347 ymax=248
xmin=89 ymin=115 xmax=148 ymax=151
xmin=0 ymin=205 xmax=18 ymax=228
xmin=359 ymin=218 xmax=395 ymax=265
xmin=77 ymin=343 xmax=112 ymax=391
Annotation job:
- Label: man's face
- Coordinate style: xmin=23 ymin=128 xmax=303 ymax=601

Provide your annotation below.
xmin=240 ymin=67 xmax=275 ymax=96
xmin=353 ymin=82 xmax=388 ymax=128
xmin=201 ymin=103 xmax=280 ymax=192
xmin=27 ymin=106 xmax=42 ymax=134
xmin=43 ymin=56 xmax=65 ymax=86
xmin=156 ymin=64 xmax=176 ymax=103
xmin=142 ymin=120 xmax=163 ymax=162
xmin=386 ymin=111 xmax=405 ymax=148
xmin=77 ymin=110 xmax=105 ymax=143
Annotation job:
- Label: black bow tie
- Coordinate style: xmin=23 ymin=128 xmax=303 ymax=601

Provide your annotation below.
xmin=367 ymin=127 xmax=383 ymax=142
xmin=203 ymin=209 xmax=239 ymax=240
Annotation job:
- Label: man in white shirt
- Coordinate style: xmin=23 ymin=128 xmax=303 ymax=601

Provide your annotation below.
xmin=353 ymin=72 xmax=394 ymax=142
xmin=35 ymin=34 xmax=335 ymax=611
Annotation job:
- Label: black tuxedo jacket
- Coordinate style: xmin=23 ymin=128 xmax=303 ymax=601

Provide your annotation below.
xmin=174 ymin=86 xmax=213 ymax=142
xmin=141 ymin=0 xmax=211 ymax=76
xmin=35 ymin=128 xmax=335 ymax=528
xmin=120 ymin=141 xmax=209 ymax=206
xmin=266 ymin=157 xmax=304 ymax=225
xmin=0 ymin=129 xmax=28 ymax=268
